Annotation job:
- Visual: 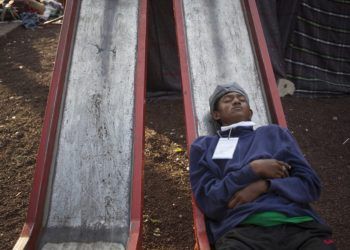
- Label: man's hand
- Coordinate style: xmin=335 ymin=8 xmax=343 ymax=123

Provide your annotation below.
xmin=250 ymin=159 xmax=291 ymax=179
xmin=228 ymin=180 xmax=268 ymax=209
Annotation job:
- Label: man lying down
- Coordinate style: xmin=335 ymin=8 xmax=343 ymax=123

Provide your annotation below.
xmin=189 ymin=82 xmax=336 ymax=250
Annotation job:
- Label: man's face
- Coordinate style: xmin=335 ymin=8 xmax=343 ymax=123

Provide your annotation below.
xmin=212 ymin=92 xmax=252 ymax=126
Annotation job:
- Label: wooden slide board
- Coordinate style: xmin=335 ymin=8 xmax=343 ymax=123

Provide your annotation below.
xmin=15 ymin=0 xmax=148 ymax=249
xmin=173 ymin=0 xmax=287 ymax=249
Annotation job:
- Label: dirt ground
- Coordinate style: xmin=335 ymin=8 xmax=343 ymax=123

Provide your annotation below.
xmin=0 ymin=24 xmax=61 ymax=249
xmin=281 ymin=96 xmax=350 ymax=250
xmin=0 ymin=24 xmax=349 ymax=250
xmin=143 ymin=99 xmax=194 ymax=250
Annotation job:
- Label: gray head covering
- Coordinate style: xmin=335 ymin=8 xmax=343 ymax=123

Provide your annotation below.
xmin=209 ymin=82 xmax=249 ymax=113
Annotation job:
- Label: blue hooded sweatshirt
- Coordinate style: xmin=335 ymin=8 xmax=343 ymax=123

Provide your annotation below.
xmin=189 ymin=124 xmax=323 ymax=243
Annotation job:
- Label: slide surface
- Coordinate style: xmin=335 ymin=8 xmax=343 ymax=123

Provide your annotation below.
xmin=15 ymin=0 xmax=147 ymax=249
xmin=174 ymin=0 xmax=286 ymax=248
xmin=40 ymin=0 xmax=138 ymax=248
xmin=181 ymin=0 xmax=270 ymax=133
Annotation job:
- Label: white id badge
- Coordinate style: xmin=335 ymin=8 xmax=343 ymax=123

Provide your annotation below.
xmin=212 ymin=138 xmax=239 ymax=159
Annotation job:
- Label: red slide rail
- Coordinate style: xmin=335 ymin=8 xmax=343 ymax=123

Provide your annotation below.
xmin=173 ymin=0 xmax=287 ymax=249
xmin=172 ymin=0 xmax=210 ymax=249
xmin=127 ymin=0 xmax=148 ymax=249
xmin=14 ymin=1 xmax=80 ymax=248
xmin=242 ymin=0 xmax=287 ymax=128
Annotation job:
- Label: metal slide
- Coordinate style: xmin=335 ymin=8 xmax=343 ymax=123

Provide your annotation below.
xmin=14 ymin=0 xmax=147 ymax=249
xmin=173 ymin=0 xmax=287 ymax=249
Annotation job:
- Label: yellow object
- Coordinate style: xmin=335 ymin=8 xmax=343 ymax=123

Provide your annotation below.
xmin=174 ymin=147 xmax=184 ymax=153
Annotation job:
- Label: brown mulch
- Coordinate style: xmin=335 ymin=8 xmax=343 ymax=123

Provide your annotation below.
xmin=142 ymin=99 xmax=194 ymax=249
xmin=0 ymin=24 xmax=61 ymax=249
xmin=281 ymin=96 xmax=350 ymax=250
xmin=0 ymin=24 xmax=349 ymax=250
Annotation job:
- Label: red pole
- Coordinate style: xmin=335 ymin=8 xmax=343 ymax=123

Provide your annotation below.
xmin=14 ymin=0 xmax=80 ymax=248
xmin=127 ymin=0 xmax=148 ymax=249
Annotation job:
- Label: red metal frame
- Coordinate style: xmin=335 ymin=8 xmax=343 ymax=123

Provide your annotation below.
xmin=14 ymin=1 xmax=80 ymax=248
xmin=173 ymin=0 xmax=287 ymax=249
xmin=243 ymin=0 xmax=287 ymax=127
xmin=127 ymin=0 xmax=148 ymax=249
xmin=172 ymin=1 xmax=211 ymax=249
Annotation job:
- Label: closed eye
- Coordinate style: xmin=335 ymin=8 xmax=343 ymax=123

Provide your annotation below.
xmin=221 ymin=93 xmax=246 ymax=103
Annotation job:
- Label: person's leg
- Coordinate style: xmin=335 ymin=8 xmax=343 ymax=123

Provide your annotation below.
xmin=281 ymin=221 xmax=336 ymax=250
xmin=299 ymin=237 xmax=336 ymax=250
xmin=215 ymin=225 xmax=280 ymax=250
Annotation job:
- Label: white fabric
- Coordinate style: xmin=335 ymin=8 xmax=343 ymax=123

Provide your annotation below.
xmin=212 ymin=138 xmax=239 ymax=159
xmin=220 ymin=121 xmax=256 ymax=132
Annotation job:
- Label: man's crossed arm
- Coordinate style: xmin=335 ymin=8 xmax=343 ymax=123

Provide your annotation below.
xmin=228 ymin=159 xmax=291 ymax=208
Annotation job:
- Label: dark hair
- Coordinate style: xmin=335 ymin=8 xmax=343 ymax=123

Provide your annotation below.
xmin=213 ymin=99 xmax=219 ymax=112
xmin=212 ymin=100 xmax=222 ymax=126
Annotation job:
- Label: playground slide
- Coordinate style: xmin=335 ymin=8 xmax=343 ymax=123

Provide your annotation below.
xmin=15 ymin=0 xmax=147 ymax=249
xmin=173 ymin=0 xmax=287 ymax=248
